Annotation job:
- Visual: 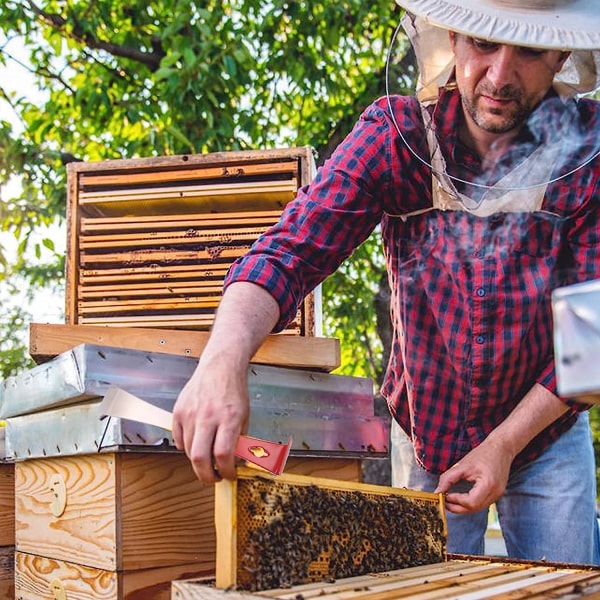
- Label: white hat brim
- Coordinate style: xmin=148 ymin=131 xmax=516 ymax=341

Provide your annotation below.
xmin=397 ymin=0 xmax=600 ymax=50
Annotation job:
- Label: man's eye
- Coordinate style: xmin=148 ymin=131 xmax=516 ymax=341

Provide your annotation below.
xmin=470 ymin=38 xmax=498 ymax=52
xmin=518 ymin=46 xmax=547 ymax=58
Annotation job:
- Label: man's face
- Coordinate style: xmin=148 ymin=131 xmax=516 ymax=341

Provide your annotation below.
xmin=450 ymin=33 xmax=570 ymax=136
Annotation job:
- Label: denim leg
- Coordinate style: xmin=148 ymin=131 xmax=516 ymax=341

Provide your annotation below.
xmin=390 ymin=420 xmax=488 ymax=556
xmin=496 ymin=412 xmax=600 ymax=565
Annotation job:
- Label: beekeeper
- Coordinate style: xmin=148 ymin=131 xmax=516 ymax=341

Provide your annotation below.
xmin=173 ymin=0 xmax=600 ymax=564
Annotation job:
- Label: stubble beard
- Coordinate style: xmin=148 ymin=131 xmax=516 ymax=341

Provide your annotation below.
xmin=463 ymin=84 xmax=531 ymax=134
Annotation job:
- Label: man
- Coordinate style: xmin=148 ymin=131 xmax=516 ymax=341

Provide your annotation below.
xmin=173 ymin=0 xmax=600 ymax=564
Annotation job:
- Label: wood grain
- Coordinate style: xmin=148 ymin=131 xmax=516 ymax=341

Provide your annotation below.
xmin=16 ymin=551 xmax=215 ymax=600
xmin=172 ymin=559 xmax=600 ymax=600
xmin=15 ymin=453 xmax=216 ymax=572
xmin=29 ymin=323 xmax=340 ymax=371
xmin=0 ymin=463 xmax=15 ymax=546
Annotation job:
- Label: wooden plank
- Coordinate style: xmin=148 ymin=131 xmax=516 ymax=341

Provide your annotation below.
xmin=79 ymin=263 xmax=231 ymax=284
xmin=79 ymin=246 xmax=250 ymax=265
xmin=77 ymin=315 xmax=219 ymax=327
xmin=78 ymin=194 xmax=291 ymax=218
xmin=118 ymin=453 xmax=215 ymax=571
xmin=15 ymin=453 xmax=216 ymax=572
xmin=79 ymin=159 xmax=298 ymax=188
xmin=77 ymin=182 xmax=297 ymax=218
xmin=78 ymin=226 xmax=269 ymax=249
xmin=77 ymin=296 xmax=222 ymax=314
xmin=76 ymin=314 xmax=302 ymax=333
xmin=80 ymin=210 xmax=281 ymax=233
xmin=283 ymin=457 xmax=360 ymax=481
xmin=0 ymin=545 xmax=14 ymax=600
xmin=78 ymin=281 xmax=224 ymax=298
xmin=214 ymin=473 xmax=237 ymax=590
xmin=66 ymin=162 xmax=82 ymax=325
xmin=0 ymin=463 xmax=15 ymax=546
xmin=388 ymin=569 xmax=566 ymax=600
xmin=66 ymin=147 xmax=313 ymax=177
xmin=260 ymin=562 xmax=494 ymax=600
xmin=29 ymin=323 xmax=341 ymax=371
xmin=79 ymin=180 xmax=297 ymax=201
xmin=480 ymin=570 xmax=600 ymax=599
xmin=16 ymin=551 xmax=214 ymax=600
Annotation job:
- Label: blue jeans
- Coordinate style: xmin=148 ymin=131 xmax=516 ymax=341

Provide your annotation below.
xmin=391 ymin=413 xmax=600 ymax=564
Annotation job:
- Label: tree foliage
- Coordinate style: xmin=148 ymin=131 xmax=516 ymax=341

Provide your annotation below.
xmin=0 ymin=0 xmax=415 ymax=379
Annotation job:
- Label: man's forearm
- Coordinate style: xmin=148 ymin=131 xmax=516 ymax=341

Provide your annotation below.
xmin=485 ymin=383 xmax=570 ymax=460
xmin=201 ymin=281 xmax=281 ymax=368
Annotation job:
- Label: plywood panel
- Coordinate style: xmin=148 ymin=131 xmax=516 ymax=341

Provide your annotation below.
xmin=15 ymin=551 xmax=214 ymax=600
xmin=15 ymin=453 xmax=215 ymax=571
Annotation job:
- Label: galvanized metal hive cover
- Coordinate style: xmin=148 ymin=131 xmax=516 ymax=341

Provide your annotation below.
xmin=1 ymin=344 xmax=389 ymax=460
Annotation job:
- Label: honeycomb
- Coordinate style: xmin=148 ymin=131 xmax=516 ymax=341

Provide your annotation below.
xmin=233 ymin=472 xmax=446 ymax=591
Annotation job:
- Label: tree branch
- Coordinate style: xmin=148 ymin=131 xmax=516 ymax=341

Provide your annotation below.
xmin=25 ymin=0 xmax=165 ymax=71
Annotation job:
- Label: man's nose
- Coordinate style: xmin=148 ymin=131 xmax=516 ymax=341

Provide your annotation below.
xmin=485 ymin=45 xmax=519 ymax=89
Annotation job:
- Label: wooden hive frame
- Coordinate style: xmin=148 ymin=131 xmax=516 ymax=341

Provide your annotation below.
xmin=214 ymin=466 xmax=447 ymax=592
xmin=66 ymin=148 xmax=318 ymax=334
xmin=172 ymin=557 xmax=600 ymax=600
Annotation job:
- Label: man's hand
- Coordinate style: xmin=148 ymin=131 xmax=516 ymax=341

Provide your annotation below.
xmin=172 ymin=352 xmax=249 ymax=483
xmin=434 ymin=438 xmax=512 ymax=513
xmin=171 ymin=281 xmax=281 ymax=484
xmin=435 ymin=383 xmax=570 ymax=514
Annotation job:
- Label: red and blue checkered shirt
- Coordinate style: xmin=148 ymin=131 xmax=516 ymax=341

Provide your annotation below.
xmin=225 ymin=87 xmax=600 ymax=474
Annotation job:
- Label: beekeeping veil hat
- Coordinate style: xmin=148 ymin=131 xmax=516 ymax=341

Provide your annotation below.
xmin=387 ymin=0 xmax=600 ymax=213
xmin=397 ymin=0 xmax=600 ymax=103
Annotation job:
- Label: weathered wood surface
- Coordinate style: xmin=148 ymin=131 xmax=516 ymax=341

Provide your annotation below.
xmin=0 ymin=463 xmax=15 ymax=546
xmin=16 ymin=551 xmax=213 ymax=600
xmin=172 ymin=559 xmax=600 ymax=600
xmin=15 ymin=453 xmax=215 ymax=572
xmin=29 ymin=323 xmax=340 ymax=371
xmin=0 ymin=545 xmax=14 ymax=600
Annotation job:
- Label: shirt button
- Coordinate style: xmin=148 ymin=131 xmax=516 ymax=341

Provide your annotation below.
xmin=476 ymin=288 xmax=485 ymax=297
xmin=476 ymin=335 xmax=485 ymax=344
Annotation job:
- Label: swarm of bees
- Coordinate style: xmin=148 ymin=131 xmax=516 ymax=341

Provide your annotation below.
xmin=236 ymin=477 xmax=446 ymax=592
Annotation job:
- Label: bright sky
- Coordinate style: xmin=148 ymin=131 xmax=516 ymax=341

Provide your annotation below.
xmin=1 ymin=34 xmax=65 ymax=324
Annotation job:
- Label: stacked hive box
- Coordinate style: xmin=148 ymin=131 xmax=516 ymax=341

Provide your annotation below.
xmin=2 ymin=345 xmax=387 ymax=599
xmin=0 ymin=426 xmax=14 ymax=599
xmin=0 ymin=148 xmax=391 ymax=600
xmin=65 ymin=147 xmax=320 ymax=334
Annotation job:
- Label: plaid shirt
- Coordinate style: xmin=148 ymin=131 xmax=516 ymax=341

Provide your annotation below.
xmin=225 ymin=88 xmax=600 ymax=474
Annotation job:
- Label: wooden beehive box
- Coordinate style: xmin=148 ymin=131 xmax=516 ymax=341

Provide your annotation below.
xmin=0 ymin=460 xmax=15 ymax=600
xmin=66 ymin=147 xmax=319 ymax=334
xmin=214 ymin=466 xmax=446 ymax=592
xmin=14 ymin=452 xmax=215 ymax=599
xmin=172 ymin=558 xmax=600 ymax=600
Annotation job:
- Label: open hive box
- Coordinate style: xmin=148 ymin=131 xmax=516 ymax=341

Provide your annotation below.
xmin=66 ymin=147 xmax=319 ymax=334
xmin=214 ymin=466 xmax=447 ymax=592
xmin=173 ymin=557 xmax=600 ymax=599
